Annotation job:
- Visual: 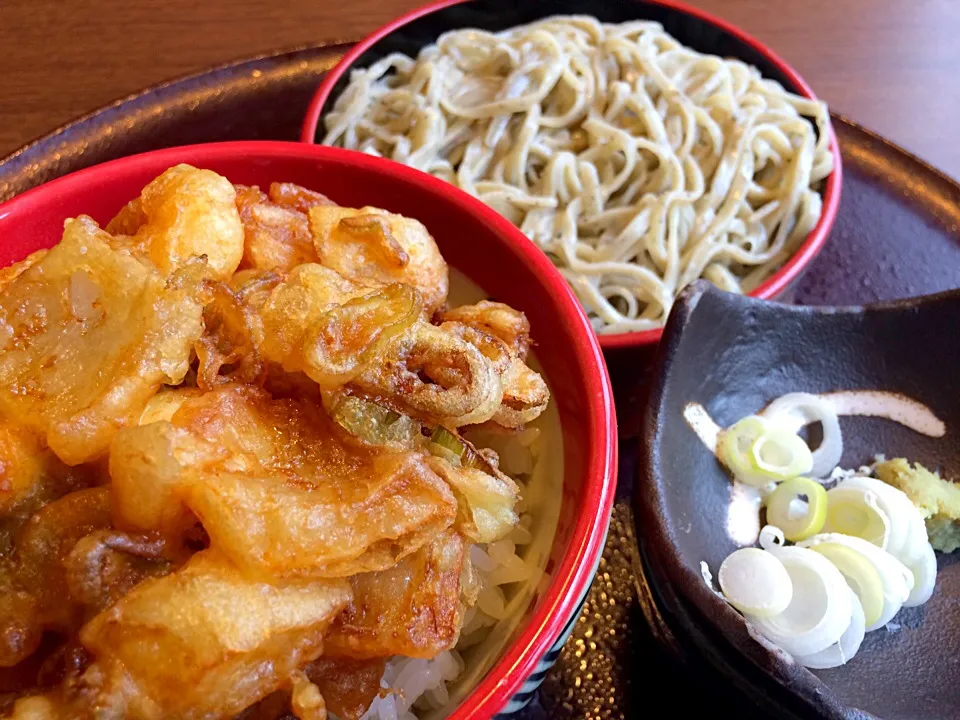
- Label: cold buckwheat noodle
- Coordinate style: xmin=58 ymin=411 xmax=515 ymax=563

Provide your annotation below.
xmin=323 ymin=16 xmax=834 ymax=333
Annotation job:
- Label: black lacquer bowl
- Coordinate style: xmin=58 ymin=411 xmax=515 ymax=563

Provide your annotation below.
xmin=638 ymin=281 xmax=960 ymax=720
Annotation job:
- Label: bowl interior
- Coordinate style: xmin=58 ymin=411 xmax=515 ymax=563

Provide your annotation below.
xmin=306 ymin=0 xmax=841 ymax=350
xmin=0 ymin=142 xmax=616 ymax=717
xmin=642 ymin=281 xmax=960 ymax=720
xmin=312 ymin=0 xmax=804 ymax=133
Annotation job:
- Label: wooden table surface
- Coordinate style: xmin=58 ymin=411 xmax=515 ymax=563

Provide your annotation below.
xmin=2 ymin=0 xmax=959 ymax=180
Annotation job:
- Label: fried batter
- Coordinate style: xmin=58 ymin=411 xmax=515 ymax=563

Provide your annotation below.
xmin=63 ymin=530 xmax=173 ymax=619
xmin=438 ymin=303 xmax=548 ymax=428
xmin=235 ymin=185 xmax=320 ymax=273
xmin=427 ymin=458 xmax=519 ymax=543
xmin=194 ymin=281 xmax=265 ymax=389
xmin=0 ymin=421 xmax=97 ymax=552
xmin=350 ymin=322 xmax=503 ymax=428
xmin=0 ymin=217 xmax=204 ymax=465
xmin=303 ymin=658 xmax=386 ymax=720
xmin=14 ymin=488 xmax=113 ymax=632
xmin=0 ymin=168 xmax=547 ymax=720
xmin=309 ymin=206 xmax=448 ymax=315
xmin=0 ymin=252 xmax=48 ymax=295
xmin=268 ymin=183 xmax=336 ymax=215
xmin=288 ymin=670 xmax=326 ymax=720
xmin=325 ymin=529 xmax=467 ymax=660
xmin=258 ymin=264 xmax=422 ymax=389
xmin=110 ymin=386 xmax=458 ymax=580
xmin=78 ymin=551 xmax=351 ymax=720
xmin=440 ymin=301 xmax=531 ymax=359
xmin=107 ymin=164 xmax=244 ymax=281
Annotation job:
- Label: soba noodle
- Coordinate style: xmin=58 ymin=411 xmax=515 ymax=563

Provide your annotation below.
xmin=323 ymin=16 xmax=833 ymax=333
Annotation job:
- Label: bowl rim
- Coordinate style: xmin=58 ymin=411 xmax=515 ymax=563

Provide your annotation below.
xmin=0 ymin=140 xmax=619 ymax=720
xmin=298 ymin=0 xmax=844 ymax=351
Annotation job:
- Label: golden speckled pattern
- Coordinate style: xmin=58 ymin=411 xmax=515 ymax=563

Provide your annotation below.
xmin=535 ymin=503 xmax=653 ymax=719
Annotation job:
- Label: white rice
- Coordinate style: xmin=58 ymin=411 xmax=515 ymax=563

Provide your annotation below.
xmin=356 ymin=428 xmax=547 ymax=720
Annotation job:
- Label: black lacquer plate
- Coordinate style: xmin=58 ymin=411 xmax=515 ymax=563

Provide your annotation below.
xmin=641 ymin=283 xmax=960 ymax=720
xmin=1 ymin=44 xmax=959 ymax=720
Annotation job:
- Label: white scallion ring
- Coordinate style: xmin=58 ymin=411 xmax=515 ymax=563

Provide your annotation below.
xmin=718 ymin=547 xmax=793 ymax=618
xmin=838 ymin=476 xmax=929 ymax=566
xmin=794 ymin=589 xmax=865 ymax=669
xmin=749 ymin=545 xmax=853 ymax=657
xmin=799 ymin=532 xmax=913 ymax=631
xmin=823 ymin=485 xmax=891 ymax=549
xmin=762 ymin=392 xmax=842 ymax=478
xmin=904 ymin=540 xmax=937 ymax=607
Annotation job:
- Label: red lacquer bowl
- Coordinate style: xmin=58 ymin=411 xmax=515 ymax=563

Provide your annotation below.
xmin=300 ymin=0 xmax=843 ymax=351
xmin=0 ymin=141 xmax=617 ymax=720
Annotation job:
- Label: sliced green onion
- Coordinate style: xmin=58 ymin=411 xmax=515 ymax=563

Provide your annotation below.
xmin=428 ymin=426 xmax=494 ymax=473
xmin=759 ymin=524 xmax=786 ymax=551
xmin=904 ymin=540 xmax=937 ymax=607
xmin=838 ymin=476 xmax=929 ymax=566
xmin=750 ymin=545 xmax=853 ymax=657
xmin=749 ymin=429 xmax=814 ymax=481
xmin=766 ymin=477 xmax=827 ymax=542
xmin=429 ymin=426 xmax=472 ymax=468
xmin=808 ymin=542 xmax=885 ymax=628
xmin=428 ymin=442 xmax=462 ymax=466
xmin=794 ymin=589 xmax=865 ymax=669
xmin=823 ymin=486 xmax=890 ymax=548
xmin=718 ymin=415 xmax=813 ymax=487
xmin=332 ymin=396 xmax=418 ymax=446
xmin=718 ymin=416 xmax=770 ymax=487
xmin=431 ymin=426 xmax=466 ymax=457
xmin=761 ymin=392 xmax=842 ymax=478
xmin=799 ymin=532 xmax=913 ymax=631
xmin=718 ymin=547 xmax=793 ymax=618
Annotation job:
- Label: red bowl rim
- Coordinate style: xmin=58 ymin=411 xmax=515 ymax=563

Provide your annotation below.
xmin=299 ymin=0 xmax=844 ymax=351
xmin=0 ymin=140 xmax=618 ymax=720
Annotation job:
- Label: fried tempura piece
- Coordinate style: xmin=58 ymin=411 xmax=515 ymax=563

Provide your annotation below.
xmin=109 ymin=385 xmax=458 ymax=580
xmin=0 ymin=568 xmax=42 ymax=668
xmin=63 ymin=530 xmax=173 ymax=620
xmin=0 ymin=421 xmax=95 ymax=534
xmin=303 ymin=658 xmax=386 ymax=720
xmin=258 ymin=264 xmax=422 ymax=388
xmin=427 ymin=457 xmax=519 ymax=543
xmin=0 ymin=217 xmax=204 ymax=465
xmin=325 ymin=529 xmax=467 ymax=660
xmin=323 ymin=393 xmax=423 ymax=453
xmin=440 ymin=301 xmax=531 ymax=359
xmin=309 ymin=206 xmax=448 ymax=315
xmin=138 ymin=387 xmax=206 ymax=426
xmin=0 ymin=250 xmax=48 ymax=294
xmin=350 ymin=322 xmax=503 ymax=428
xmin=235 ymin=185 xmax=321 ymax=273
xmin=6 ymin=695 xmax=61 ymax=719
xmin=0 ymin=487 xmax=171 ymax=663
xmin=14 ymin=488 xmax=113 ymax=631
xmin=194 ymin=281 xmax=264 ymax=389
xmin=106 ymin=164 xmax=244 ymax=281
xmin=185 ymin=460 xmax=455 ymax=579
xmin=439 ymin=302 xmax=548 ymax=428
xmin=289 ymin=669 xmax=327 ymax=720
xmin=268 ymin=183 xmax=336 ymax=215
xmin=0 ymin=426 xmax=100 ymax=666
xmin=255 ymin=267 xmax=504 ymax=426
xmin=78 ymin=551 xmax=351 ymax=720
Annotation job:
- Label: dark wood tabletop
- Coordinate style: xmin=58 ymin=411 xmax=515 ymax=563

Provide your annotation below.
xmin=2 ymin=0 xmax=959 ymax=180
